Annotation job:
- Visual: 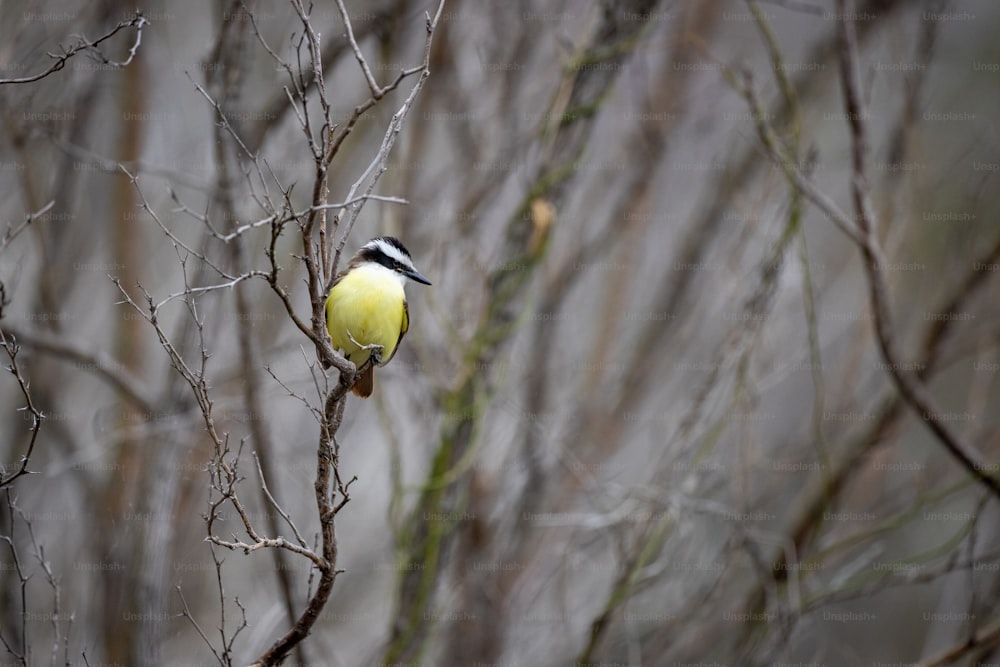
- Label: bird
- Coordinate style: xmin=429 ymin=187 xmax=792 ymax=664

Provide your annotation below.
xmin=325 ymin=236 xmax=431 ymax=397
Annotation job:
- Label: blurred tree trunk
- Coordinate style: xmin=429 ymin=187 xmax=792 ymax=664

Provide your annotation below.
xmin=100 ymin=2 xmax=148 ymax=660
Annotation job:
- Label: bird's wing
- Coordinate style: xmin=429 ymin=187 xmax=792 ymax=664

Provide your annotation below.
xmin=384 ymin=298 xmax=409 ymax=365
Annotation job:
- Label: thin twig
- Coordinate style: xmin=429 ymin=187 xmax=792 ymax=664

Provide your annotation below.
xmin=334 ymin=0 xmax=384 ymax=97
xmin=152 ymin=273 xmax=266 ymax=311
xmin=253 ymin=452 xmax=310 ymax=549
xmin=176 ymin=585 xmax=224 ymax=665
xmin=207 ymin=534 xmax=326 ymax=570
xmin=329 ymin=0 xmax=446 ymax=287
xmin=119 ymin=166 xmax=239 ymax=281
xmin=0 ymin=201 xmax=54 ymax=254
xmin=264 ymin=363 xmax=323 ymax=423
xmin=0 ymin=331 xmax=45 ymax=487
xmin=0 ymin=13 xmax=147 ymax=85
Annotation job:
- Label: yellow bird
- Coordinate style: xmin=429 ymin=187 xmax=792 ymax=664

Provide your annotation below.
xmin=325 ymin=237 xmax=431 ymax=397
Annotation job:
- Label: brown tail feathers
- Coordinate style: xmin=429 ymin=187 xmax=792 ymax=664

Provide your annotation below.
xmin=351 ymin=362 xmax=374 ymax=398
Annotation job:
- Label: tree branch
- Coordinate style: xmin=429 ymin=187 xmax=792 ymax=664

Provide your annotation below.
xmin=0 ymin=331 xmax=45 ymax=488
xmin=0 ymin=13 xmax=147 ymax=85
xmin=834 ymin=0 xmax=1000 ymax=500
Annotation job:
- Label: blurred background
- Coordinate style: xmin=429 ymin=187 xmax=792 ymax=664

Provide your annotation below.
xmin=1 ymin=0 xmax=999 ymax=665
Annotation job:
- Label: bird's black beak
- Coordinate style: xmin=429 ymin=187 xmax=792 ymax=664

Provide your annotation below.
xmin=405 ymin=269 xmax=432 ymax=286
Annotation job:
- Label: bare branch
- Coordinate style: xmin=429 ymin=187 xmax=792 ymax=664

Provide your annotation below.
xmin=0 ymin=13 xmax=147 ymax=85
xmin=264 ymin=363 xmax=323 ymax=423
xmin=722 ymin=4 xmax=1000 ymax=501
xmin=207 ymin=534 xmax=326 ymax=570
xmin=253 ymin=452 xmax=310 ymax=549
xmin=0 ymin=201 xmax=54 ymax=255
xmin=330 ymin=0 xmax=447 ymax=284
xmin=834 ymin=0 xmax=1000 ymax=500
xmin=152 ymin=273 xmax=267 ymax=311
xmin=170 ymin=193 xmax=406 ymax=247
xmin=175 ymin=586 xmax=223 ymax=665
xmin=334 ymin=0 xmax=384 ymax=97
xmin=723 ymin=66 xmax=867 ymax=248
xmin=0 ymin=331 xmax=45 ymax=487
xmin=119 ymin=166 xmax=240 ymax=281
xmin=309 ymin=194 xmax=409 ymax=213
xmin=0 ymin=491 xmax=30 ymax=660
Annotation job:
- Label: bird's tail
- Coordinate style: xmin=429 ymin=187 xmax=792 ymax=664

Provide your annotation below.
xmin=351 ymin=362 xmax=374 ymax=398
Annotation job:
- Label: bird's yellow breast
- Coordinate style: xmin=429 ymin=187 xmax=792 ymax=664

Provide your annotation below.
xmin=325 ymin=264 xmax=408 ymax=367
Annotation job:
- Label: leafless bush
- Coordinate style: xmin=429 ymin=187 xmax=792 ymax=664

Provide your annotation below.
xmin=1 ymin=1 xmax=999 ymax=665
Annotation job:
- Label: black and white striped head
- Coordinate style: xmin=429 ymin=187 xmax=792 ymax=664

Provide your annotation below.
xmin=354 ymin=236 xmax=432 ymax=286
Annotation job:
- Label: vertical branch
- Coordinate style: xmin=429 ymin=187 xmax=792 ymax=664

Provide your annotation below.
xmin=834 ymin=0 xmax=1000 ymax=500
xmin=248 ymin=382 xmax=351 ymax=667
xmin=0 ymin=332 xmax=44 ymax=488
xmin=288 ymin=0 xmax=334 ymax=308
xmin=247 ymin=3 xmax=447 ymax=665
xmin=0 ymin=491 xmax=29 ymax=664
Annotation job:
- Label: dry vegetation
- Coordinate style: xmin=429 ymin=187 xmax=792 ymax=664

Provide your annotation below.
xmin=1 ymin=1 xmax=999 ymax=665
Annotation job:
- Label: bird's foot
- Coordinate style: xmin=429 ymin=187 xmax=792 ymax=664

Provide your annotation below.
xmin=346 ymin=329 xmax=384 ymax=364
